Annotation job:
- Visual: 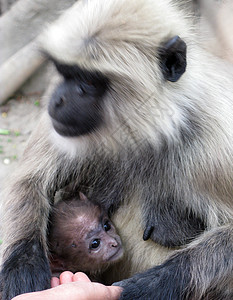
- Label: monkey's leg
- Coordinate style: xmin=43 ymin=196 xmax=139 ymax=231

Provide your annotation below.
xmin=115 ymin=224 xmax=233 ymax=300
xmin=0 ymin=179 xmax=52 ymax=300
xmin=0 ymin=115 xmax=71 ymax=300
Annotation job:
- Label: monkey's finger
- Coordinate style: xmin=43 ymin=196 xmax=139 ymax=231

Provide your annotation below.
xmin=72 ymin=272 xmax=91 ymax=283
xmin=59 ymin=271 xmax=74 ymax=284
xmin=143 ymin=225 xmax=154 ymax=241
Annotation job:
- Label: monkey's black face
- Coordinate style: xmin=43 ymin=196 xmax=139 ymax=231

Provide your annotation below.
xmin=48 ymin=36 xmax=186 ymax=137
xmin=48 ymin=61 xmax=109 ymax=137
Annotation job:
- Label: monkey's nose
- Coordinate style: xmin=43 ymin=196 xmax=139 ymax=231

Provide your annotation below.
xmin=111 ymin=240 xmax=118 ymax=247
xmin=55 ymin=96 xmax=66 ymax=108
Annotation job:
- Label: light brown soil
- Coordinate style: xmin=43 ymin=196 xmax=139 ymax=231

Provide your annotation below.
xmin=0 ymin=95 xmax=43 ymax=190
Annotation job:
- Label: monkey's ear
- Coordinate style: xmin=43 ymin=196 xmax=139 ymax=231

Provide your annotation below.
xmin=79 ymin=192 xmax=88 ymax=202
xmin=159 ymin=36 xmax=187 ymax=82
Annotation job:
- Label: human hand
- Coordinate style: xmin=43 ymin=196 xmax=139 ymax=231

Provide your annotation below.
xmin=12 ymin=271 xmax=122 ymax=300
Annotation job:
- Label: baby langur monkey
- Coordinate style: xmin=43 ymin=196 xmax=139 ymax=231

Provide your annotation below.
xmin=48 ymin=192 xmax=123 ymax=279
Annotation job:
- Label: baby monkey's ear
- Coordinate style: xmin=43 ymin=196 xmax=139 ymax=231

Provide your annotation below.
xmin=79 ymin=192 xmax=88 ymax=202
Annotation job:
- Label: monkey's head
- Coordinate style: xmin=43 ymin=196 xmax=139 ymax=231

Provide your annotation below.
xmin=49 ymin=195 xmax=123 ymax=274
xmin=41 ymin=0 xmax=189 ymax=150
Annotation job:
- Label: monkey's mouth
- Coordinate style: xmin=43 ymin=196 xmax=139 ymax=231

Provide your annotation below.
xmin=51 ymin=118 xmax=94 ymax=137
xmin=107 ymin=247 xmax=124 ymax=262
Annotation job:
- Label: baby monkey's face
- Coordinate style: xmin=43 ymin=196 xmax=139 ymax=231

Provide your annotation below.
xmin=83 ymin=213 xmax=123 ymax=264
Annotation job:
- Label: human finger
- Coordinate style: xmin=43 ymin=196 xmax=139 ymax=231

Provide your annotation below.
xmin=72 ymin=272 xmax=91 ymax=282
xmin=59 ymin=271 xmax=74 ymax=284
xmin=91 ymin=283 xmax=122 ymax=300
xmin=51 ymin=276 xmax=60 ymax=287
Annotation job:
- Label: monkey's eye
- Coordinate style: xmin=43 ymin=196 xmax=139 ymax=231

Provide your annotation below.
xmin=90 ymin=239 xmax=101 ymax=250
xmin=80 ymin=81 xmax=97 ymax=95
xmin=103 ymin=220 xmax=111 ymax=232
xmin=71 ymin=242 xmax=77 ymax=248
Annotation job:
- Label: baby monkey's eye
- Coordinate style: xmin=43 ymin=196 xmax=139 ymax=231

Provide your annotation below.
xmin=103 ymin=220 xmax=111 ymax=232
xmin=90 ymin=239 xmax=101 ymax=249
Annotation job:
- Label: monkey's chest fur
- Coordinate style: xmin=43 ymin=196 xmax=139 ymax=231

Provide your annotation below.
xmin=66 ymin=143 xmax=207 ymax=269
xmin=65 ymin=147 xmax=175 ymax=281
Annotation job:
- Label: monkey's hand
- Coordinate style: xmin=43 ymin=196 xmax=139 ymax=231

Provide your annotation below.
xmin=143 ymin=208 xmax=206 ymax=247
xmin=143 ymin=220 xmax=188 ymax=247
xmin=0 ymin=239 xmax=51 ymax=300
xmin=113 ymin=252 xmax=191 ymax=300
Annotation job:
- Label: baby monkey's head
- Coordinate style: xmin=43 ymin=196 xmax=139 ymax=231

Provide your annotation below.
xmin=48 ymin=192 xmax=123 ymax=275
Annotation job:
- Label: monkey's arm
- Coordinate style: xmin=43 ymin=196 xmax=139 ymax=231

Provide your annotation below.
xmin=115 ymin=224 xmax=233 ymax=299
xmin=140 ymin=140 xmax=209 ymax=248
xmin=0 ymin=113 xmax=73 ymax=300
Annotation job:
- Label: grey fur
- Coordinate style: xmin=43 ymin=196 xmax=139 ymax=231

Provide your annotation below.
xmin=0 ymin=0 xmax=233 ymax=299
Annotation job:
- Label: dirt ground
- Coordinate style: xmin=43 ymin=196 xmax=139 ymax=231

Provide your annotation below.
xmin=0 ymin=95 xmax=43 ymax=191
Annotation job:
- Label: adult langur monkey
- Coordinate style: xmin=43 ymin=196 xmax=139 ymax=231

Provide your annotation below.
xmin=0 ymin=0 xmax=233 ymax=299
